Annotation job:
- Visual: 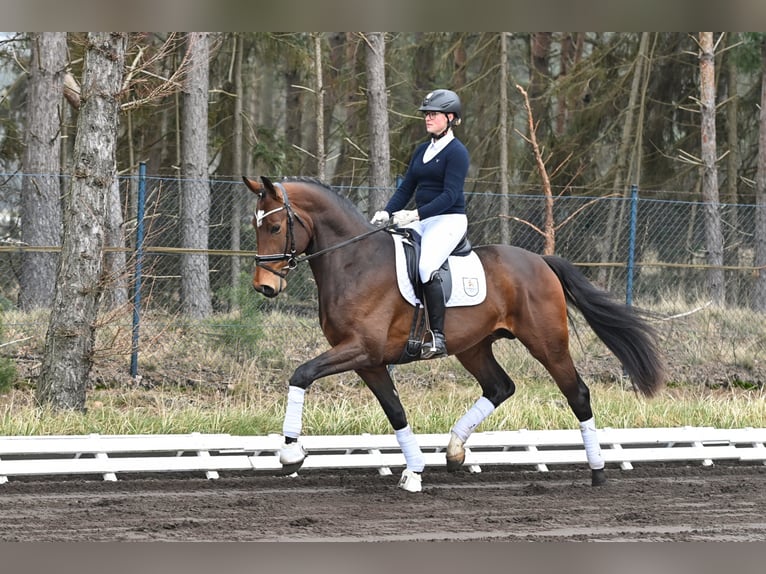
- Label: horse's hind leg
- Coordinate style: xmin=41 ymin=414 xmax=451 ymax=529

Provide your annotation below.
xmin=450 ymin=338 xmax=517 ymax=471
xmin=564 ymin=372 xmax=606 ymax=486
xmin=524 ymin=336 xmax=606 ymax=486
xmin=357 ymin=366 xmax=425 ymax=493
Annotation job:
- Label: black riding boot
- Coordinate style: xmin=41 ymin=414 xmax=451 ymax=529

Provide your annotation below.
xmin=421 ymin=273 xmax=448 ymax=359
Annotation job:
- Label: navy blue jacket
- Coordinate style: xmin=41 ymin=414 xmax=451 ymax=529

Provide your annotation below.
xmin=385 ymin=137 xmax=469 ymax=220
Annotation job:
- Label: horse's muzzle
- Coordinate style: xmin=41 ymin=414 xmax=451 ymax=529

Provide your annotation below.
xmin=253 ymin=277 xmax=286 ymax=298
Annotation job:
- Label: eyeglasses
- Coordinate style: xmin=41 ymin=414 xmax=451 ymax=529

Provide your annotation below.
xmin=423 ymin=111 xmax=443 ymax=119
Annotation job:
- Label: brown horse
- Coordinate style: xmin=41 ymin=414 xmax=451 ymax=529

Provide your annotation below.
xmin=244 ymin=175 xmax=665 ymax=492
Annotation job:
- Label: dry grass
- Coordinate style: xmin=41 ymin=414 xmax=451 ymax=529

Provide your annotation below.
xmin=0 ymin=299 xmax=765 ymax=437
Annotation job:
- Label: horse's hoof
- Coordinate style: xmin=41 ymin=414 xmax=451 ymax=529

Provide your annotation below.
xmin=445 ymin=432 xmax=465 ymax=472
xmin=398 ymin=468 xmax=422 ymax=492
xmin=279 ymin=442 xmax=307 ymax=474
xmin=281 ymin=462 xmax=304 ymax=475
xmin=591 ymin=468 xmax=607 ymax=486
xmin=446 ymin=453 xmax=465 ymax=472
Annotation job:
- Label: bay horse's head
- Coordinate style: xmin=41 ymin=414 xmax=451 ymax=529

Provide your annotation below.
xmin=243 ymin=175 xmax=312 ymax=297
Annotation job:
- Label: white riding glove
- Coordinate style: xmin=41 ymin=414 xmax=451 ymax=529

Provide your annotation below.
xmin=392 ymin=209 xmax=419 ymax=226
xmin=370 ymin=210 xmax=390 ymax=225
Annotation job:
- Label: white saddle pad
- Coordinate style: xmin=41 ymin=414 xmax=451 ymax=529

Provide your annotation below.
xmin=392 ymin=234 xmax=487 ymax=308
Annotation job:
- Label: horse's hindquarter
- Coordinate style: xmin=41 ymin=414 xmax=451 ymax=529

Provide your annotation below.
xmin=462 ymin=245 xmax=568 ymax=338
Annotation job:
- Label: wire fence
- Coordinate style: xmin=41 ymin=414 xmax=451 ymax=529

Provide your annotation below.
xmin=1 ymin=172 xmax=765 ymax=384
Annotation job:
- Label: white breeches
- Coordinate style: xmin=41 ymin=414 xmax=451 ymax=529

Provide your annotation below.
xmin=405 ymin=213 xmax=468 ymax=283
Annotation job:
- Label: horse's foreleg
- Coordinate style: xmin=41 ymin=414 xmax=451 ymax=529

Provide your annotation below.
xmin=279 ymin=385 xmax=308 ymax=473
xmin=395 ymin=425 xmax=424 ymax=492
xmin=450 ymin=341 xmax=516 ymax=471
xmin=358 ymin=367 xmax=424 ymax=492
xmin=278 ymin=342 xmax=378 ymax=475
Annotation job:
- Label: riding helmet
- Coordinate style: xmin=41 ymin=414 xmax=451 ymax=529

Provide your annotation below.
xmin=419 ymin=89 xmax=462 ymax=124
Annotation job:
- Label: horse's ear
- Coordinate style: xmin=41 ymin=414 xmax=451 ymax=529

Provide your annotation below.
xmin=242 ymin=176 xmax=262 ymax=196
xmin=259 ymin=176 xmax=280 ymax=199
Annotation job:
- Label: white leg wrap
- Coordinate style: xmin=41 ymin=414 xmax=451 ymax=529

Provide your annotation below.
xmin=579 ymin=416 xmax=605 ymax=470
xmin=283 ymin=386 xmax=305 ymax=439
xmin=451 ymin=396 xmax=496 ymax=442
xmin=398 ymin=468 xmax=422 ymax=493
xmin=395 ymin=425 xmax=425 ymax=472
xmin=279 ymin=441 xmax=307 ymax=466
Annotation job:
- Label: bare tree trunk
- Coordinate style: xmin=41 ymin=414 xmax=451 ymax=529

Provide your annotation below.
xmin=37 ymin=32 xmax=127 ymax=410
xmin=753 ymin=37 xmax=766 ymax=312
xmin=285 ymin=66 xmax=303 ymax=171
xmin=452 ymin=35 xmax=467 ymax=89
xmin=597 ymin=33 xmax=649 ymax=287
xmin=323 ymin=32 xmax=348 ymax=183
xmin=724 ymin=33 xmax=741 ymax=302
xmin=102 ymin=175 xmax=128 ymax=310
xmin=61 ymin=55 xmax=126 ymax=313
xmin=333 ymin=34 xmax=366 ymax=189
xmin=499 ymin=32 xmax=511 ymax=245
xmin=230 ymin=33 xmax=244 ymax=310
xmin=529 ymin=32 xmax=552 ymax=141
xmin=314 ymin=33 xmax=326 ymax=182
xmin=20 ymin=32 xmax=67 ymax=311
xmin=555 ymin=32 xmax=575 ymax=135
xmin=699 ymin=32 xmax=725 ymax=306
xmin=180 ymin=32 xmax=212 ymax=318
xmin=365 ymin=32 xmax=390 ymax=215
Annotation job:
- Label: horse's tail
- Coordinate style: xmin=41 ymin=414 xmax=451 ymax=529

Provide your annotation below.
xmin=543 ymin=255 xmax=665 ymax=397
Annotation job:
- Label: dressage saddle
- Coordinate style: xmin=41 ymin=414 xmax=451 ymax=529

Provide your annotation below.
xmin=391 ymin=227 xmax=473 ymax=303
xmin=388 ymin=228 xmax=473 ymax=363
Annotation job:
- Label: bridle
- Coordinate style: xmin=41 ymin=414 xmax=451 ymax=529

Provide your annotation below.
xmin=253 ymin=181 xmax=308 ymax=278
xmin=254 ymin=181 xmax=394 ymax=279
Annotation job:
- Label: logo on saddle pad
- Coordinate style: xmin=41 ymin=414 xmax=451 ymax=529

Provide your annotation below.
xmin=462 ymin=277 xmax=480 ymax=298
xmin=391 ymin=233 xmax=487 ymax=307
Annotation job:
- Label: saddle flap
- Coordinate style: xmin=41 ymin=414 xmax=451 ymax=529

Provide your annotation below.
xmin=390 ymin=232 xmax=486 ymax=308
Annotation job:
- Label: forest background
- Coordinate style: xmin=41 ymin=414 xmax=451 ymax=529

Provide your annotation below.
xmin=0 ymin=32 xmax=765 ymax=413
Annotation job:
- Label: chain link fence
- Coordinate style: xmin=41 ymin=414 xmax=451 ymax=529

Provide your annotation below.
xmin=1 ymin=173 xmax=764 ymax=384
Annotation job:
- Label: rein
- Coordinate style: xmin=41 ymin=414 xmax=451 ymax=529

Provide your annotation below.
xmin=294 ymin=223 xmax=396 ymax=264
xmin=255 ymin=181 xmax=396 ymax=277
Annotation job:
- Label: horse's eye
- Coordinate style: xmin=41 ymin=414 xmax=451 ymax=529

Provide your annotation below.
xmin=269 ymin=224 xmax=281 ymax=235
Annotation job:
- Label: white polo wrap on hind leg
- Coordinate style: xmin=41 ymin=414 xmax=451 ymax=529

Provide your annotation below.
xmin=579 ymin=416 xmax=604 ymax=470
xmin=395 ymin=425 xmax=425 ymax=472
xmin=451 ymin=396 xmax=496 ymax=442
xmin=283 ymin=386 xmax=305 ymax=439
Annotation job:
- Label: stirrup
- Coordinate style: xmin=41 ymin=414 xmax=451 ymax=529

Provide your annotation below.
xmin=398 ymin=468 xmax=422 ymax=492
xmin=421 ymin=331 xmax=447 ymax=359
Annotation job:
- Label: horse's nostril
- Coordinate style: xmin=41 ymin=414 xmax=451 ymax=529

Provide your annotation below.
xmin=254 ymin=284 xmax=277 ymax=298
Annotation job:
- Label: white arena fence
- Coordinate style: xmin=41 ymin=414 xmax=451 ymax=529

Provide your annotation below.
xmin=0 ymin=426 xmax=764 ymax=484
